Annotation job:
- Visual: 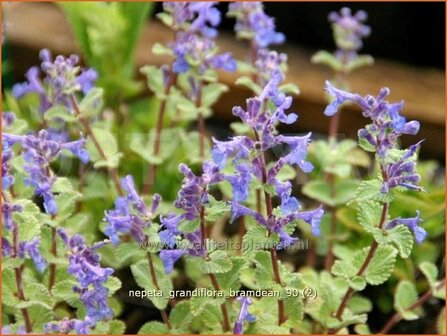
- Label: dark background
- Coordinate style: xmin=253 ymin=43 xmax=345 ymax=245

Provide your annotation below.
xmin=154 ymin=2 xmax=446 ymax=69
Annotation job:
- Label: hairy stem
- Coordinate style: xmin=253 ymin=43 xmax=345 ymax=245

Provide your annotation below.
xmin=8 ymin=194 xmax=32 ymax=332
xmin=48 ymin=225 xmax=57 ymax=291
xmin=142 ymin=71 xmax=177 ymax=195
xmin=199 ymin=205 xmax=231 ymax=331
xmin=146 ymin=253 xmax=171 ymax=329
xmin=70 ymin=95 xmax=123 ymax=196
xmin=379 ymin=279 xmax=446 ymax=334
xmin=330 ymin=202 xmax=389 ymax=331
xmin=253 ymin=131 xmax=286 ymax=325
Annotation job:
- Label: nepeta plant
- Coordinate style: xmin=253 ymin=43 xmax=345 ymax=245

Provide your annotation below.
xmin=2 ymin=2 xmax=444 ymax=335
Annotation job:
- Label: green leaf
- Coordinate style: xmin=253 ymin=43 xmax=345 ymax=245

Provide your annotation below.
xmin=302 ymin=179 xmax=359 ymax=207
xmin=346 ymin=55 xmax=374 ymax=73
xmin=170 ymin=301 xmax=193 ymax=328
xmin=151 ymin=42 xmax=173 ymax=56
xmin=52 ymin=279 xmax=80 ymax=307
xmin=235 ymin=76 xmax=262 ymax=94
xmin=51 ymin=177 xmax=75 ymax=194
xmin=365 ymin=245 xmax=397 ymax=285
xmin=357 ymin=201 xmax=383 ymax=233
xmin=201 ymin=250 xmax=232 ymax=274
xmin=394 ymin=280 xmax=419 ymax=320
xmin=79 ymin=88 xmax=104 ymax=118
xmin=332 ymin=248 xmax=368 ymax=291
xmin=13 ymin=212 xmax=40 ymax=242
xmin=311 ymin=50 xmax=342 ymax=71
xmin=215 ymin=257 xmax=246 ymax=291
xmin=2 ymin=269 xmax=20 ymax=307
xmin=230 ymin=121 xmax=252 ymax=135
xmin=130 ymin=257 xmax=173 ymax=309
xmin=86 ymin=127 xmax=122 ymax=168
xmin=253 ymin=251 xmax=275 ymax=288
xmin=94 ymin=320 xmax=126 ymax=334
xmin=138 ymin=321 xmax=169 ymax=335
xmin=178 ymin=219 xmax=200 ymax=234
xmin=54 ymin=191 xmax=82 ymax=223
xmin=419 ymin=262 xmax=438 ymax=286
xmin=205 ymin=196 xmax=230 ymax=221
xmin=140 ymin=65 xmax=165 ymax=98
xmin=243 ymin=225 xmax=278 ymax=257
xmin=201 ymin=83 xmax=228 ymax=107
xmin=104 ymin=276 xmax=122 ymax=296
xmin=353 ymin=179 xmax=395 ymax=204
xmin=44 ymin=105 xmax=77 ymax=122
xmin=378 ymin=225 xmax=414 ymax=258
xmin=279 ymin=83 xmax=300 ymax=95
xmin=114 ymin=242 xmax=146 ymax=265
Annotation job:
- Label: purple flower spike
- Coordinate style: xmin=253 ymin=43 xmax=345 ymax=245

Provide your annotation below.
xmin=104 ymin=175 xmax=159 ymax=245
xmin=58 ymin=229 xmax=113 ymax=323
xmin=160 ymin=249 xmax=187 ymax=274
xmin=277 ymin=133 xmax=314 ymax=173
xmin=387 ymin=211 xmax=426 ymax=244
xmin=233 ymin=296 xmax=255 ymax=335
xmin=287 ymin=205 xmax=325 ymax=236
xmin=18 ymin=238 xmax=48 ymax=273
xmin=228 ymin=2 xmax=285 ymax=49
xmin=2 ymin=238 xmax=12 ymax=257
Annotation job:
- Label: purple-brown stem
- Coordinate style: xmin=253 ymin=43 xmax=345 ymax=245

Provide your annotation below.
xmin=7 ymin=190 xmax=33 ymax=332
xmin=253 ymin=131 xmax=286 ymax=325
xmin=199 ymin=204 xmax=231 ymax=332
xmin=379 ymin=279 xmax=446 ymax=334
xmin=69 ymin=95 xmax=124 ymax=197
xmin=146 ymin=253 xmax=172 ymax=329
xmin=142 ymin=71 xmax=178 ymax=195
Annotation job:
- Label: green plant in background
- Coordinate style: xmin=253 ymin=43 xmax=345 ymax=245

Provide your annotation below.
xmin=1 ymin=2 xmax=445 ymax=335
xmin=59 ymin=2 xmax=154 ymax=108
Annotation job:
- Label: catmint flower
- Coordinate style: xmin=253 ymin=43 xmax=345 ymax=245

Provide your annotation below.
xmin=160 ymin=249 xmax=187 ymax=273
xmin=2 ymin=325 xmax=26 ymax=335
xmin=255 ymin=49 xmax=287 ymax=86
xmin=12 ymin=49 xmax=97 ymax=112
xmin=228 ymin=2 xmax=285 ymax=49
xmin=2 ymin=202 xmax=23 ymax=231
xmin=2 ymin=141 xmax=14 ymax=190
xmin=2 ymin=238 xmax=12 ymax=257
xmin=2 ymin=130 xmax=89 ymax=215
xmin=324 ymin=81 xmax=421 ymax=158
xmin=159 ymin=161 xmax=221 ymax=273
xmin=329 ymin=7 xmax=370 ymax=59
xmin=58 ymin=229 xmax=114 ymax=322
xmin=387 ymin=211 xmax=426 ymax=244
xmin=163 ymin=2 xmax=236 ymax=75
xmin=104 ymin=175 xmax=161 ymax=245
xmin=45 ymin=317 xmax=95 ymax=335
xmin=214 ymin=67 xmax=323 ymax=248
xmin=18 ymin=238 xmax=48 ymax=273
xmin=233 ymin=297 xmax=255 ymax=334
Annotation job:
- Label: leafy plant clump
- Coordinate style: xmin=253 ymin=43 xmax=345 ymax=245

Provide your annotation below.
xmin=2 ymin=2 xmax=444 ymax=335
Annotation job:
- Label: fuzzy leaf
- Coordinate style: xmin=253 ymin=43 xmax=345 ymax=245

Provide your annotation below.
xmin=394 ymin=280 xmax=419 ymax=320
xmin=138 ymin=321 xmax=169 ymax=335
xmin=114 ymin=242 xmax=146 ymax=265
xmin=201 ymin=250 xmax=233 ymax=274
xmin=44 ymin=105 xmax=77 ymax=122
xmin=130 ymin=258 xmax=173 ymax=309
xmin=201 ymin=83 xmax=228 ymax=107
xmin=151 ymin=42 xmax=173 ymax=56
xmin=364 ymin=245 xmax=397 ymax=285
xmin=140 ymin=65 xmax=165 ymax=98
xmin=13 ymin=212 xmax=40 ymax=242
xmin=235 ymin=76 xmax=262 ymax=94
xmin=311 ymin=50 xmax=342 ymax=71
xmin=419 ymin=262 xmax=438 ymax=286
xmin=357 ymin=200 xmax=382 ymax=233
xmin=205 ymin=196 xmax=230 ymax=221
xmin=215 ymin=257 xmax=246 ymax=291
xmin=378 ymin=225 xmax=414 ymax=258
xmin=86 ymin=128 xmax=122 ymax=168
xmin=79 ymin=88 xmax=104 ymax=118
xmin=170 ymin=301 xmax=193 ymax=328
xmin=353 ymin=179 xmax=395 ymax=204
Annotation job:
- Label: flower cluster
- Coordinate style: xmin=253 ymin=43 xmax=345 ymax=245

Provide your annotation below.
xmin=45 ymin=230 xmax=113 ymax=333
xmin=228 ymin=2 xmax=285 ymax=49
xmin=18 ymin=237 xmax=48 ymax=273
xmin=162 ymin=2 xmax=236 ymax=75
xmin=233 ymin=297 xmax=255 ymax=334
xmin=325 ymin=82 xmax=425 ymax=243
xmin=2 ymin=112 xmax=16 ymax=190
xmin=2 ymin=129 xmax=89 ymax=215
xmin=159 ymin=161 xmax=221 ymax=273
xmin=212 ymin=67 xmax=323 ymax=247
xmin=13 ymin=49 xmax=97 ymax=111
xmin=104 ymin=175 xmax=161 ymax=245
xmin=328 ymin=7 xmax=371 ymax=61
xmin=255 ymin=49 xmax=287 ymax=86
